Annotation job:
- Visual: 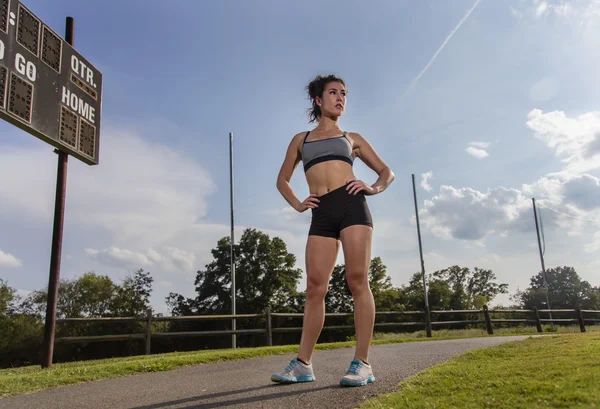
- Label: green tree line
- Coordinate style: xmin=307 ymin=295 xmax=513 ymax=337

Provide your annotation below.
xmin=1 ymin=228 xmax=598 ymax=368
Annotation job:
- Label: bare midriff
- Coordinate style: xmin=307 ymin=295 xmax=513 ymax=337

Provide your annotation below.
xmin=305 ymin=161 xmax=355 ymax=196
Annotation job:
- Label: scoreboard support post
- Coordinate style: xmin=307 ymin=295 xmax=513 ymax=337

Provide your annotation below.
xmin=40 ymin=16 xmax=73 ymax=370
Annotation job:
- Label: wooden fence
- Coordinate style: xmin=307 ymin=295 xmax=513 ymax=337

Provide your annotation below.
xmin=55 ymin=306 xmax=600 ymax=355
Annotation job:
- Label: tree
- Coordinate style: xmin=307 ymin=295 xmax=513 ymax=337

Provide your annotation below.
xmin=111 ymin=269 xmax=154 ymax=316
xmin=399 ymin=266 xmax=508 ymax=311
xmin=0 ymin=278 xmax=18 ymax=316
xmin=467 ymin=267 xmax=510 ymax=307
xmin=0 ymin=279 xmax=44 ymax=367
xmin=401 ymin=271 xmax=453 ymax=311
xmin=515 ymin=266 xmax=600 ymax=310
xmin=24 ymin=272 xmax=117 ymax=318
xmin=23 ymin=270 xmax=155 ymax=319
xmin=325 ymin=256 xmax=401 ymax=312
xmin=325 ymin=265 xmax=352 ymax=313
xmin=368 ymin=257 xmax=406 ymax=311
xmin=167 ymin=228 xmax=303 ymax=315
xmin=432 ymin=266 xmax=509 ymax=309
xmin=369 ymin=257 xmax=393 ymax=294
xmin=1 ymin=271 xmax=156 ymax=367
xmin=236 ymin=228 xmax=303 ymax=313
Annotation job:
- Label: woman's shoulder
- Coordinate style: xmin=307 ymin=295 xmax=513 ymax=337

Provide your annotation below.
xmin=345 ymin=131 xmax=367 ymax=146
xmin=291 ymin=130 xmax=312 ymax=143
xmin=293 ymin=130 xmax=310 ymax=138
xmin=286 ymin=130 xmax=310 ymax=152
xmin=345 ymin=131 xmax=365 ymax=139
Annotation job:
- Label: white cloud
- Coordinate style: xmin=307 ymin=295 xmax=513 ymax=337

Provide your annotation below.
xmin=86 ymin=246 xmax=197 ymax=274
xmin=420 ymin=184 xmax=534 ymax=241
xmin=526 ymin=108 xmax=600 ymax=176
xmin=421 ymin=109 xmax=600 ymax=244
xmin=0 ymin=125 xmax=217 ymax=248
xmin=521 ymin=177 xmax=564 ymax=204
xmin=469 ymin=142 xmax=491 ymax=149
xmin=85 ymin=247 xmax=154 ymax=268
xmin=0 ymin=123 xmax=227 ymax=306
xmin=466 ymin=146 xmax=489 ymax=159
xmin=419 ymin=172 xmax=599 ymax=244
xmin=0 ymin=249 xmax=22 ymax=268
xmin=421 ymin=171 xmax=433 ymax=191
xmin=536 ymin=1 xmax=549 ymax=18
xmin=0 ymin=146 xmax=55 ymax=222
xmin=70 ymin=129 xmax=216 ymax=249
xmin=515 ymin=0 xmax=600 ymax=21
xmin=587 ymin=134 xmax=600 ymax=159
xmin=561 ymin=173 xmax=600 ymax=210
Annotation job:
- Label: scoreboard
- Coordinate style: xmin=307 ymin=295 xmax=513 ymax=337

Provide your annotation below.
xmin=0 ymin=0 xmax=102 ymax=165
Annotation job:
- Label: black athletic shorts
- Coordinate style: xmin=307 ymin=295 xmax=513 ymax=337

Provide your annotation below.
xmin=309 ymin=183 xmax=373 ymax=240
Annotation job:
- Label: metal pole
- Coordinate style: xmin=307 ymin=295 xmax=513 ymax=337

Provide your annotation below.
xmin=229 ymin=132 xmax=236 ymax=349
xmin=41 ymin=16 xmax=73 ymax=370
xmin=412 ymin=174 xmax=431 ymax=337
xmin=532 ymin=198 xmax=553 ymax=326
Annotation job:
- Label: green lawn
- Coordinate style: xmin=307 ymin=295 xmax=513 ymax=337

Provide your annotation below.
xmin=359 ymin=332 xmax=600 ymax=409
xmin=1 ymin=325 xmax=596 ymax=400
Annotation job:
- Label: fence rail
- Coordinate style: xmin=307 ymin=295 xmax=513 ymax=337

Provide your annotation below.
xmin=55 ymin=306 xmax=600 ymax=355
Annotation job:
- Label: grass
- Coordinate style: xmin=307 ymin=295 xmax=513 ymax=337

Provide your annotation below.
xmin=369 ymin=324 xmax=598 ymax=342
xmin=359 ymin=332 xmax=600 ymax=409
xmin=1 ymin=325 xmax=597 ymax=399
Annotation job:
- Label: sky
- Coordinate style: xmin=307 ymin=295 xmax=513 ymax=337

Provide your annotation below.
xmin=1 ymin=0 xmax=599 ymax=314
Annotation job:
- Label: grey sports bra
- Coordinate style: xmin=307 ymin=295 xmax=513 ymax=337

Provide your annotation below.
xmin=301 ymin=131 xmax=354 ymax=172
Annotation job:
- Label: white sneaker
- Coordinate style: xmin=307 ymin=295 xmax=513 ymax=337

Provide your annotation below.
xmin=339 ymin=359 xmax=375 ymax=387
xmin=271 ymin=358 xmax=316 ymax=383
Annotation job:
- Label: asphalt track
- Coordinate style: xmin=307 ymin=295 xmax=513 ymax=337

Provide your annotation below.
xmin=1 ymin=336 xmax=530 ymax=409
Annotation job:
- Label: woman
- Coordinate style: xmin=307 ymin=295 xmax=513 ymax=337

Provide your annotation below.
xmin=272 ymin=74 xmax=395 ymax=387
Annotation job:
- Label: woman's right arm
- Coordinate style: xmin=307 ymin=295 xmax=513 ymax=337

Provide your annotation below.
xmin=276 ymin=133 xmax=319 ymax=212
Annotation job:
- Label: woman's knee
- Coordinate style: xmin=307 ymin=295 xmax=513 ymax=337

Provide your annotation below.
xmin=346 ymin=271 xmax=370 ymax=296
xmin=306 ymin=277 xmax=329 ymax=300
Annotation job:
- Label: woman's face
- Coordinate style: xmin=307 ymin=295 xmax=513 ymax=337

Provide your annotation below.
xmin=317 ymin=81 xmax=347 ymax=118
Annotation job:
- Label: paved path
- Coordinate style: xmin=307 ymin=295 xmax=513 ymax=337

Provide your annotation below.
xmin=0 ymin=336 xmax=529 ymax=409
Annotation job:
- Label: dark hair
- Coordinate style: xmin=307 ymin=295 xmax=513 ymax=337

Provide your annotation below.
xmin=306 ymin=74 xmax=346 ymax=123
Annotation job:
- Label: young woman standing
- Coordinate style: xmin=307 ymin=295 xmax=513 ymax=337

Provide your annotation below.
xmin=272 ymin=74 xmax=395 ymax=387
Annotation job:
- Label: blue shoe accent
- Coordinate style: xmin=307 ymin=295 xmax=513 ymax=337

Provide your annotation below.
xmin=271 ymin=373 xmax=316 ymax=383
xmin=271 ymin=358 xmax=316 ymax=384
xmin=339 ymin=374 xmax=375 ymax=387
xmin=339 ymin=359 xmax=375 ymax=387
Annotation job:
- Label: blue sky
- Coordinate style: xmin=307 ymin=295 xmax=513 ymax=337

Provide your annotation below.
xmin=1 ymin=0 xmax=599 ymax=313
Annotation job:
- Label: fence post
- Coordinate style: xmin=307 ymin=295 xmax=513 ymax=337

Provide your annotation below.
xmin=265 ymin=306 xmax=273 ymax=346
xmin=576 ymin=306 xmax=586 ymax=333
xmin=533 ymin=307 xmax=542 ymax=333
xmin=424 ymin=305 xmax=432 ymax=337
xmin=145 ymin=308 xmax=152 ymax=355
xmin=483 ymin=305 xmax=494 ymax=335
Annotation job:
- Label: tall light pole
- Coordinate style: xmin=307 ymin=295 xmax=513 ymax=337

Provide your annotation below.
xmin=229 ymin=132 xmax=236 ymax=348
xmin=532 ymin=198 xmax=553 ymax=326
xmin=412 ymin=174 xmax=432 ymax=337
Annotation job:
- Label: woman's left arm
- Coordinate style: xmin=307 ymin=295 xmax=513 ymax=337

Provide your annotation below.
xmin=347 ymin=132 xmax=395 ymax=195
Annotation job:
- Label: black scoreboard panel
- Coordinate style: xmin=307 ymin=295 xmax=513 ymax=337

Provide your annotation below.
xmin=0 ymin=0 xmax=102 ymax=165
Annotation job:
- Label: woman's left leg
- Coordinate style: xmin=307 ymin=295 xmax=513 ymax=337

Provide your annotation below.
xmin=339 ymin=224 xmax=376 ymax=386
xmin=340 ymin=224 xmax=374 ymax=362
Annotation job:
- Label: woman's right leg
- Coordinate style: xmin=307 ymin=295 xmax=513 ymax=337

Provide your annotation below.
xmin=297 ymin=235 xmax=340 ymax=363
xmin=270 ymin=234 xmax=339 ymax=383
